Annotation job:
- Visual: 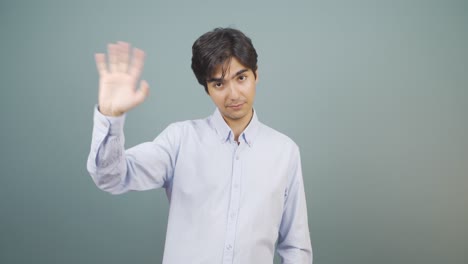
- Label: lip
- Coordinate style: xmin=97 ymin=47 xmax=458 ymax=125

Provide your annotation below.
xmin=228 ymin=103 xmax=244 ymax=110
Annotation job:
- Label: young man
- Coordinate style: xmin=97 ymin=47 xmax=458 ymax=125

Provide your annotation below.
xmin=87 ymin=28 xmax=312 ymax=263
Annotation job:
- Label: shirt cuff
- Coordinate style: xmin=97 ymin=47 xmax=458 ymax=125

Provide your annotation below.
xmin=93 ymin=104 xmax=126 ymax=135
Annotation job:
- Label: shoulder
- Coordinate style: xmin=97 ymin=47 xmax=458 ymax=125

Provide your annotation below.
xmin=159 ymin=115 xmax=213 ymax=141
xmin=258 ymin=122 xmax=298 ymax=146
xmin=166 ymin=115 xmax=211 ymax=132
xmin=257 ymin=122 xmax=300 ymax=153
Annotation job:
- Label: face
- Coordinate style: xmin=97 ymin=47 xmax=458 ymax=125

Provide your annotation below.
xmin=207 ymin=57 xmax=258 ymax=127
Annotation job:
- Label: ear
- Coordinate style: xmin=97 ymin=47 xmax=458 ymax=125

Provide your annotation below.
xmin=255 ymin=69 xmax=259 ymax=84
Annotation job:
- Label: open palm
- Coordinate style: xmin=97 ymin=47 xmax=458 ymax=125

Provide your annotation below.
xmin=95 ymin=41 xmax=149 ymax=116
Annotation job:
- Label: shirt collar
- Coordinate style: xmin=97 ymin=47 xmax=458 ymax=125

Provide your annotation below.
xmin=209 ymin=108 xmax=260 ymax=147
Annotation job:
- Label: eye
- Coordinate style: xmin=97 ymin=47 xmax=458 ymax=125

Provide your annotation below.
xmin=214 ymin=82 xmax=223 ymax=88
xmin=238 ymin=75 xmax=247 ymax=81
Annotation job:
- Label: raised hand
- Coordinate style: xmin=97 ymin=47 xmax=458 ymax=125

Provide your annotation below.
xmin=95 ymin=41 xmax=150 ymax=116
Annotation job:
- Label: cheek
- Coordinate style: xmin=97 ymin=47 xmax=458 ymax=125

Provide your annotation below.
xmin=242 ymin=83 xmax=256 ymax=98
xmin=210 ymin=93 xmax=227 ymax=106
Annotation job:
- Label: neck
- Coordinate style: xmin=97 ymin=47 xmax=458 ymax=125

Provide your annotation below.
xmin=224 ymin=109 xmax=254 ymax=142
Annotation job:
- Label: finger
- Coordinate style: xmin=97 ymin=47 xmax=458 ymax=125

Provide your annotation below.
xmin=95 ymin=53 xmax=108 ymax=76
xmin=134 ymin=80 xmax=150 ymax=104
xmin=117 ymin=41 xmax=130 ymax=73
xmin=108 ymin=43 xmax=118 ymax=73
xmin=129 ymin=48 xmax=145 ymax=79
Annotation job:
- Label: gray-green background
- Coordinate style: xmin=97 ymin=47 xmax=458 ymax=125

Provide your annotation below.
xmin=1 ymin=0 xmax=467 ymax=263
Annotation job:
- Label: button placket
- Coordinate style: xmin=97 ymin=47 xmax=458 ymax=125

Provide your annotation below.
xmin=222 ymin=143 xmax=243 ymax=263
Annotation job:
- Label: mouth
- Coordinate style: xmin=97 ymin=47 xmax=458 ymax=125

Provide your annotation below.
xmin=227 ymin=102 xmax=245 ymax=110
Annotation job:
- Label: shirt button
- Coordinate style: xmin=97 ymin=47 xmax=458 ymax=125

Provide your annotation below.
xmin=236 ymin=156 xmax=239 ymax=160
xmin=226 ymin=244 xmax=232 ymax=250
xmin=230 ymin=212 xmax=236 ymax=219
xmin=234 ymin=184 xmax=239 ymax=189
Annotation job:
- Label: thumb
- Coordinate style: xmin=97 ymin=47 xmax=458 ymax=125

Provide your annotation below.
xmin=135 ymin=80 xmax=150 ymax=104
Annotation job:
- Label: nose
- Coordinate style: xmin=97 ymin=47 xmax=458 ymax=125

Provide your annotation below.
xmin=227 ymin=82 xmax=240 ymax=100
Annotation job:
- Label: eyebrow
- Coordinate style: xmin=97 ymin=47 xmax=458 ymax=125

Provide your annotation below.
xmin=207 ymin=69 xmax=249 ymax=83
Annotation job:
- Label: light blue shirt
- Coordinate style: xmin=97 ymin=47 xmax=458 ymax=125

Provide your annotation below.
xmin=87 ymin=106 xmax=312 ymax=263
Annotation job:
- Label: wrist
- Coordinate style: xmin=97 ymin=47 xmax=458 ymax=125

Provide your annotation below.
xmin=98 ymin=106 xmax=123 ymax=117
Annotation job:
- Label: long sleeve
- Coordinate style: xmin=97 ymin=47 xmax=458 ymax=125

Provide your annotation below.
xmin=86 ymin=105 xmax=179 ymax=195
xmin=277 ymin=146 xmax=313 ymax=264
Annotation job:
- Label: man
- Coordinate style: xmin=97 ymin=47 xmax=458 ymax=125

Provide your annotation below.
xmin=87 ymin=27 xmax=312 ymax=263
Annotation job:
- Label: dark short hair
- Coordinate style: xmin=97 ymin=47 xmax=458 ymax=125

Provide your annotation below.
xmin=191 ymin=27 xmax=258 ymax=94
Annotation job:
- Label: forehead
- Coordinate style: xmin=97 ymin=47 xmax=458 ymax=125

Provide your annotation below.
xmin=211 ymin=57 xmax=250 ymax=78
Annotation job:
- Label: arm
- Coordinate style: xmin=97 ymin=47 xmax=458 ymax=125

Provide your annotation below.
xmin=277 ymin=146 xmax=313 ymax=263
xmin=86 ymin=106 xmax=179 ymax=195
xmin=86 ymin=41 xmax=175 ymax=194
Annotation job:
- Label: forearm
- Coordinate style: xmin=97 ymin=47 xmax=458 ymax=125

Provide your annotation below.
xmin=277 ymin=241 xmax=312 ymax=264
xmin=87 ymin=105 xmax=128 ymax=194
xmin=277 ymin=202 xmax=313 ymax=264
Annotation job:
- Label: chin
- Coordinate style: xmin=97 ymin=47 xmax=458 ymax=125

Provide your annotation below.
xmin=233 ymin=112 xmax=250 ymax=120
